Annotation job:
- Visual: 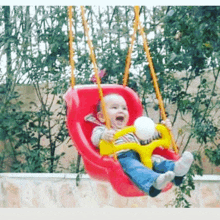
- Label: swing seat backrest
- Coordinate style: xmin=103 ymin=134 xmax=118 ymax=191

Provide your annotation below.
xmin=64 ymin=84 xmax=179 ymax=197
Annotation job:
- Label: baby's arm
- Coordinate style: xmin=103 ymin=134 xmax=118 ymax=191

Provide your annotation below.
xmin=91 ymin=126 xmax=105 ymax=147
xmin=101 ymin=129 xmax=115 ymax=142
xmin=91 ymin=126 xmax=115 ymax=147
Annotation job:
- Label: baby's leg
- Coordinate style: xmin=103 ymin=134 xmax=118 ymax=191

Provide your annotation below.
xmin=118 ymin=151 xmax=161 ymax=197
xmin=153 ymin=151 xmax=194 ymax=176
xmin=152 ymin=155 xmax=181 ymax=186
xmin=153 ymin=171 xmax=175 ymax=190
xmin=151 ymin=154 xmax=176 ymax=189
xmin=153 ymin=156 xmax=175 ymax=173
xmin=153 ymin=151 xmax=194 ymax=186
xmin=174 ymin=151 xmax=194 ymax=177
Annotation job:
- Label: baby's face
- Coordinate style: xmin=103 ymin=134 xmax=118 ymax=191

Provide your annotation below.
xmin=104 ymin=94 xmax=129 ymax=129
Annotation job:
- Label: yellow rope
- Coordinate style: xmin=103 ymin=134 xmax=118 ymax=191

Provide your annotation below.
xmin=80 ymin=6 xmax=110 ymax=129
xmin=136 ymin=7 xmax=178 ymax=153
xmin=138 ymin=23 xmax=167 ymax=120
xmin=123 ymin=6 xmax=139 ymax=87
xmin=80 ymin=6 xmax=117 ymax=160
xmin=68 ymin=6 xmax=75 ymax=88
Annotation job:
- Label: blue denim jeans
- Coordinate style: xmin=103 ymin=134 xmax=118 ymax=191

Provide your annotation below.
xmin=118 ymin=150 xmax=183 ymax=197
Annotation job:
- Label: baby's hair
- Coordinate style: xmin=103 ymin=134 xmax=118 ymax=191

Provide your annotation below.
xmin=96 ymin=93 xmax=123 ymax=113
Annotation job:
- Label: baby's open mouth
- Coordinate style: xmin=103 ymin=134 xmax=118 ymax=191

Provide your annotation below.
xmin=116 ymin=116 xmax=124 ymax=122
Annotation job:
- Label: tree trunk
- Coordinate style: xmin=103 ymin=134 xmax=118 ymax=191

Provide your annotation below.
xmin=3 ymin=6 xmax=12 ymax=90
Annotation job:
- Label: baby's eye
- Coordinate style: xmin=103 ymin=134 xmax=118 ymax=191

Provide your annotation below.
xmin=112 ymin=106 xmax=117 ymax=109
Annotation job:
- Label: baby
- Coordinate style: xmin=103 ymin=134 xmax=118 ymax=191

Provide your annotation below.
xmin=91 ymin=93 xmax=194 ymax=197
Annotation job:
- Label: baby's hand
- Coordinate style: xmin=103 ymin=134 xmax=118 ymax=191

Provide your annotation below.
xmin=101 ymin=129 xmax=116 ymax=142
xmin=161 ymin=118 xmax=172 ymax=130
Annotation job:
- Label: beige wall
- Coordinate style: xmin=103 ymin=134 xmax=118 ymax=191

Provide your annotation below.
xmin=0 ymin=173 xmax=219 ymax=208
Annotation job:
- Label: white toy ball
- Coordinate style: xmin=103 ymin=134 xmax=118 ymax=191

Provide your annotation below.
xmin=134 ymin=116 xmax=156 ymax=141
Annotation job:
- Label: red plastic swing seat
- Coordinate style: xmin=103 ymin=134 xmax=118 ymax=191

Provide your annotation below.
xmin=64 ymin=84 xmax=180 ymax=197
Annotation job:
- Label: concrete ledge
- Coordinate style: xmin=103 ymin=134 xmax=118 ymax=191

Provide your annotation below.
xmin=0 ymin=173 xmax=219 ymax=208
xmin=0 ymin=173 xmax=219 ymax=181
xmin=193 ymin=175 xmax=220 ymax=181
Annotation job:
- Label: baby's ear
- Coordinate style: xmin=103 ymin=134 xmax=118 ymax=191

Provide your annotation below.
xmin=97 ymin=112 xmax=105 ymax=123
